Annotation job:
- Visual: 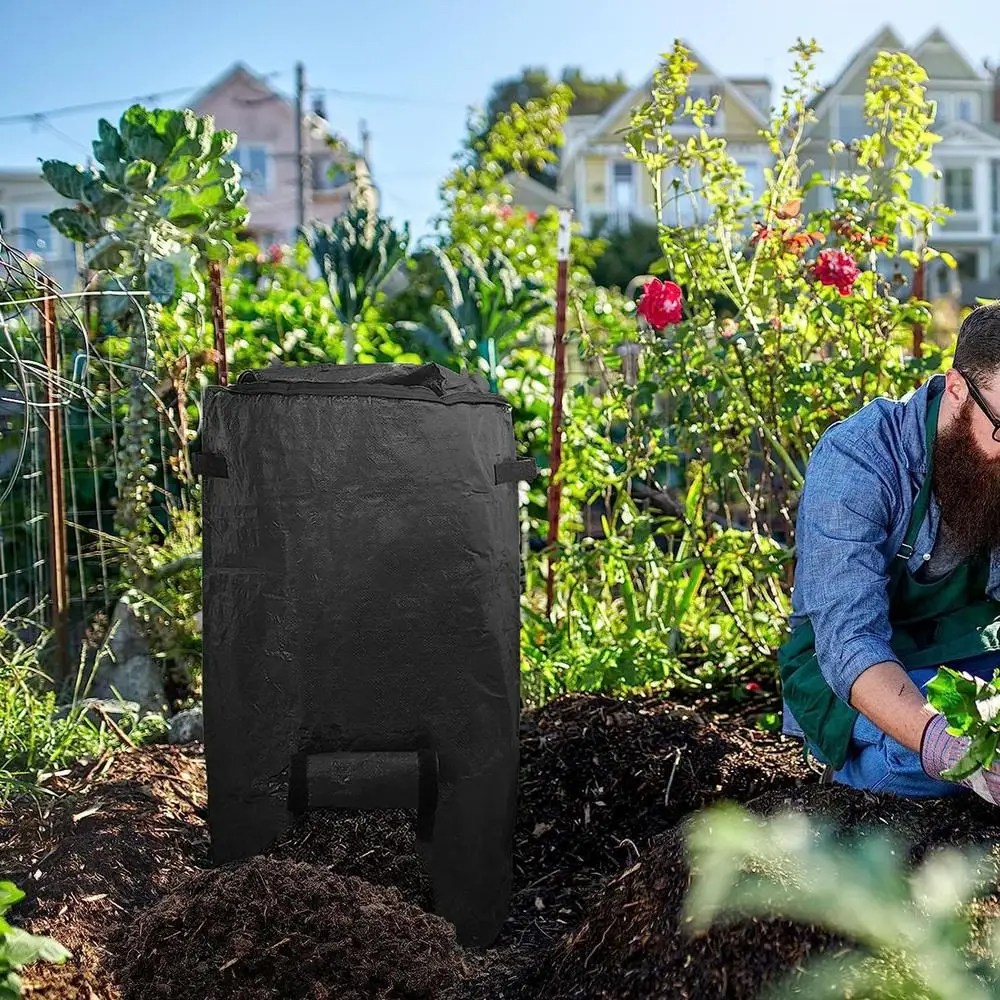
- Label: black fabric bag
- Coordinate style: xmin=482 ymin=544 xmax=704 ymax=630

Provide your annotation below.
xmin=197 ymin=362 xmax=536 ymax=946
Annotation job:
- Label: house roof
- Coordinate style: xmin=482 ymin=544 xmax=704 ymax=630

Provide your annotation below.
xmin=936 ymin=119 xmax=1000 ymax=145
xmin=503 ymin=171 xmax=573 ymax=209
xmin=188 ymin=62 xmax=353 ymax=151
xmin=910 ymin=25 xmax=985 ymax=80
xmin=807 ymin=23 xmax=906 ymax=116
xmin=188 ymin=62 xmax=293 ymax=113
xmin=560 ymin=42 xmax=770 ymax=176
xmin=808 ymin=23 xmax=990 ymax=123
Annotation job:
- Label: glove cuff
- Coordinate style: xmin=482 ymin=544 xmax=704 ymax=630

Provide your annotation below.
xmin=920 ymin=712 xmax=966 ymax=780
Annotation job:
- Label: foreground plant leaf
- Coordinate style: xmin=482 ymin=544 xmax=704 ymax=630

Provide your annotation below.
xmin=682 ymin=803 xmax=1000 ymax=1000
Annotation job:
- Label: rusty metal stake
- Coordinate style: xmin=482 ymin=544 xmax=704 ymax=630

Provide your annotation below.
xmin=546 ymin=210 xmax=573 ymax=619
xmin=208 ymin=260 xmax=228 ymax=385
xmin=42 ymin=277 xmax=70 ymax=683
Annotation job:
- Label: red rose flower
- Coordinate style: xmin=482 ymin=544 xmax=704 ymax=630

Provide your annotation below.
xmin=745 ymin=682 xmax=762 ymax=693
xmin=636 ymin=278 xmax=683 ymax=331
xmin=526 ymin=211 xmax=538 ymax=226
xmin=498 ymin=205 xmax=513 ymax=221
xmin=267 ymin=243 xmax=282 ymax=264
xmin=814 ymin=248 xmax=860 ymax=296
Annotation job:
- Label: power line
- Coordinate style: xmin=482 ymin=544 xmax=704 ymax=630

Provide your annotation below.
xmin=0 ymin=73 xmax=285 ymax=127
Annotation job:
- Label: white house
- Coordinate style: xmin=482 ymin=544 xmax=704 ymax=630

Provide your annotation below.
xmin=0 ymin=170 xmax=78 ymax=290
xmin=803 ymin=25 xmax=1000 ymax=302
xmin=555 ymin=45 xmax=773 ymax=237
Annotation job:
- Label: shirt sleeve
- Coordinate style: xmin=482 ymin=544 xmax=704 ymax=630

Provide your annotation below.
xmin=793 ymin=428 xmax=903 ymax=703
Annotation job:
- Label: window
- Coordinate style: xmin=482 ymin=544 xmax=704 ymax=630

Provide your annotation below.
xmin=737 ymin=160 xmax=764 ymax=201
xmin=957 ymin=96 xmax=975 ymax=122
xmin=688 ymin=84 xmax=718 ymax=124
xmin=612 ymin=162 xmax=635 ymax=207
xmin=230 ymin=144 xmax=270 ymax=194
xmin=19 ymin=209 xmax=57 ymax=259
xmin=910 ymin=169 xmax=925 ymax=206
xmin=313 ymin=157 xmax=350 ymax=191
xmin=661 ymin=165 xmax=705 ymax=227
xmin=944 ymin=167 xmax=975 ymax=211
xmin=837 ymin=97 xmax=867 ymax=142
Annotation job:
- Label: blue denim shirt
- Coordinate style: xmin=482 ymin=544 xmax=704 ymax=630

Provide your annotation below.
xmin=782 ymin=373 xmax=1000 ymax=738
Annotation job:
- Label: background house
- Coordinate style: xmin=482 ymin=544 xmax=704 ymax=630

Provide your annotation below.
xmin=555 ymin=46 xmax=773 ymax=237
xmin=0 ymin=170 xmax=78 ymax=290
xmin=190 ymin=63 xmax=376 ymax=248
xmin=803 ymin=25 xmax=1000 ymax=303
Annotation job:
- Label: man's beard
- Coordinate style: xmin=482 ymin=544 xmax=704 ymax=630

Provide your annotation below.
xmin=932 ymin=398 xmax=1000 ymax=557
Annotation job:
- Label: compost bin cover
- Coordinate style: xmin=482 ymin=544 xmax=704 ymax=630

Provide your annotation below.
xmin=198 ymin=362 xmax=533 ymax=947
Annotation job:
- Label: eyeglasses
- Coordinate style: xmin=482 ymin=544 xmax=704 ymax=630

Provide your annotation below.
xmin=958 ymin=369 xmax=1000 ymax=442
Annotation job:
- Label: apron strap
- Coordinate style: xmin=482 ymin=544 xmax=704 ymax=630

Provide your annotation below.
xmin=889 ymin=389 xmax=943 ymax=596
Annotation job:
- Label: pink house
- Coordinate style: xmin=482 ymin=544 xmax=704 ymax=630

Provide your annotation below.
xmin=190 ymin=63 xmax=376 ymax=247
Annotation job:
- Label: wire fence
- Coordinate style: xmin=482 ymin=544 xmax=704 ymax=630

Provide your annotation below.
xmin=0 ymin=239 xmax=176 ymax=668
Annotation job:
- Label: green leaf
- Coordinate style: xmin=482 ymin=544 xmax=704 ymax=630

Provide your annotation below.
xmin=940 ymin=251 xmax=958 ymax=270
xmin=40 ymin=161 xmax=89 ymax=201
xmin=210 ymin=130 xmax=238 ymax=159
xmin=119 ymin=106 xmax=169 ymax=165
xmin=926 ymin=667 xmax=979 ymax=733
xmin=0 ymin=884 xmax=24 ymax=915
xmin=85 ymin=233 xmax=129 ymax=271
xmin=91 ymin=119 xmax=124 ymax=167
xmin=124 ymin=160 xmax=156 ymax=191
xmin=81 ymin=177 xmax=127 ymax=217
xmin=47 ymin=208 xmax=102 ymax=243
xmin=167 ymin=205 xmax=205 ymax=229
xmin=2 ymin=927 xmax=71 ymax=969
xmin=0 ymin=971 xmax=22 ymax=1000
xmin=147 ymin=258 xmax=177 ymax=304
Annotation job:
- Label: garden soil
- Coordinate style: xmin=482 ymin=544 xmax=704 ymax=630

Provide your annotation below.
xmin=4 ymin=693 xmax=1000 ymax=999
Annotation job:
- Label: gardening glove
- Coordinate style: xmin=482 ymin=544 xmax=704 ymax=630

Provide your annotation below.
xmin=920 ymin=713 xmax=1000 ymax=805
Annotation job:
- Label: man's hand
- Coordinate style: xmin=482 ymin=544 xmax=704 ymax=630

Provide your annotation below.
xmin=921 ymin=713 xmax=1000 ymax=805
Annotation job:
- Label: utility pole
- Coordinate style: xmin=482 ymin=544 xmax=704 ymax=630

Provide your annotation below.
xmin=295 ymin=62 xmax=306 ymax=234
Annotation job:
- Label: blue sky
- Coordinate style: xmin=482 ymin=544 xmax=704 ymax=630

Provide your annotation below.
xmin=0 ymin=0 xmax=994 ymax=240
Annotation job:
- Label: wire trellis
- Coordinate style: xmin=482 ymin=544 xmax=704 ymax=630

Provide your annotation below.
xmin=0 ymin=236 xmax=192 ymax=671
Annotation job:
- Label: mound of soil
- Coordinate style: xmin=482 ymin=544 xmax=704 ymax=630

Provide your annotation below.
xmin=506 ymin=694 xmax=812 ymax=944
xmin=0 ymin=744 xmax=208 ymax=998
xmin=21 ymin=693 xmax=982 ymax=1000
xmin=114 ymin=856 xmax=470 ymax=1000
xmin=532 ymin=783 xmax=1000 ymax=1000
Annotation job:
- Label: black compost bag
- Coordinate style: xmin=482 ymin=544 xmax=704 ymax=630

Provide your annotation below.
xmin=196 ymin=362 xmax=536 ymax=947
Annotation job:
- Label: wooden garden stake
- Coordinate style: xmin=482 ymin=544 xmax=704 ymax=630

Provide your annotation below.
xmin=546 ymin=210 xmax=573 ymax=619
xmin=208 ymin=260 xmax=228 ymax=385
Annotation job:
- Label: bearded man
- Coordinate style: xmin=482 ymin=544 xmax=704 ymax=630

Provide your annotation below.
xmin=779 ymin=301 xmax=1000 ymax=802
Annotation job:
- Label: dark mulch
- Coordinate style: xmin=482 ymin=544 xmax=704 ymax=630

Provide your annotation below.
xmin=0 ymin=744 xmax=208 ymax=999
xmin=532 ymin=784 xmax=1000 ymax=1000
xmin=114 ymin=856 xmax=470 ymax=1000
xmin=8 ymin=692 xmax=993 ymax=1000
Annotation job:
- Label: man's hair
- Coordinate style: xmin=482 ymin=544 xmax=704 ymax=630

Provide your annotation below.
xmin=954 ymin=301 xmax=1000 ymax=386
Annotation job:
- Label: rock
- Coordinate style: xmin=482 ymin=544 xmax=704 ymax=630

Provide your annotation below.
xmin=90 ymin=599 xmax=168 ymax=716
xmin=168 ymin=706 xmax=204 ymax=745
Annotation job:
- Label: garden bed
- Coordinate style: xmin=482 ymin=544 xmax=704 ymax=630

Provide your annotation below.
xmin=4 ymin=693 xmax=999 ymax=999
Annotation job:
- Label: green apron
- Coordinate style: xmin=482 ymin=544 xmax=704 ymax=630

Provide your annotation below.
xmin=778 ymin=389 xmax=1000 ymax=769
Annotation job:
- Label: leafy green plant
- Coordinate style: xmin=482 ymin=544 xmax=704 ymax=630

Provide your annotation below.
xmin=42 ymin=105 xmax=247 ymax=579
xmin=683 ymin=802 xmax=1000 ymax=1000
xmin=307 ymin=204 xmax=410 ymax=363
xmin=623 ymin=40 xmax=950 ymax=553
xmin=397 ymin=244 xmax=549 ymax=391
xmin=926 ymin=667 xmax=1000 ymax=780
xmin=0 ymin=619 xmax=105 ymax=804
xmin=0 ymin=882 xmax=71 ymax=999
